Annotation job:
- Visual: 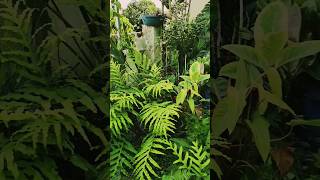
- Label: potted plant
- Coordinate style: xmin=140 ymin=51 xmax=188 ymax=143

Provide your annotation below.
xmin=141 ymin=12 xmax=164 ymax=27
xmin=141 ymin=10 xmax=164 ymax=27
xmin=124 ymin=0 xmax=160 ymax=30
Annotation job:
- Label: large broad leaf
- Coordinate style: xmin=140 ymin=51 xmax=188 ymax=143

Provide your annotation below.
xmin=223 ymin=45 xmax=264 ymax=68
xmin=176 ymin=89 xmax=187 ymax=105
xmin=187 ymin=98 xmax=195 ymax=114
xmin=257 ymin=32 xmax=288 ymax=66
xmin=189 ymin=62 xmax=202 ymax=83
xmin=235 ymin=60 xmax=250 ymax=91
xmin=212 ymin=87 xmax=246 ymax=137
xmin=219 ymin=61 xmax=238 ymax=79
xmin=247 ymin=114 xmax=270 ymax=162
xmin=277 ymin=40 xmax=320 ymax=67
xmin=254 ymin=1 xmax=288 ymax=47
xmin=266 ymin=68 xmax=282 ymax=98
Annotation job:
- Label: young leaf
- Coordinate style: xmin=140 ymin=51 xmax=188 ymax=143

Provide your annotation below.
xmin=189 ymin=62 xmax=201 ymax=83
xmin=254 ymin=1 xmax=288 ymax=47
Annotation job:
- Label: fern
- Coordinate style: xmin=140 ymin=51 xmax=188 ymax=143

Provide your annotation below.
xmin=110 ymin=107 xmax=133 ymax=137
xmin=111 ymin=60 xmax=126 ymax=89
xmin=133 ymin=136 xmax=166 ymax=180
xmin=111 ymin=88 xmax=145 ymax=110
xmin=143 ymin=80 xmax=175 ymax=98
xmin=140 ymin=102 xmax=181 ymax=137
xmin=110 ymin=138 xmax=137 ymax=179
xmin=166 ymin=140 xmax=210 ymax=177
xmin=0 ymin=134 xmax=62 ymax=179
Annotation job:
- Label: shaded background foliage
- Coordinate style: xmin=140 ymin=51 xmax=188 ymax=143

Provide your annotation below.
xmin=212 ymin=0 xmax=320 ymax=179
xmin=0 ymin=0 xmax=109 ymax=179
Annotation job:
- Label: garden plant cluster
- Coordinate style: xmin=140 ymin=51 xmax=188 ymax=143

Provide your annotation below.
xmin=0 ymin=0 xmax=320 ymax=179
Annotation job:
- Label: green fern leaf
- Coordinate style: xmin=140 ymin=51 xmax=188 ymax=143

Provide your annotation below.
xmin=111 ymin=138 xmax=136 ymax=178
xmin=134 ymin=136 xmax=166 ymax=180
xmin=110 ymin=107 xmax=133 ymax=137
xmin=144 ymin=80 xmax=174 ymax=97
xmin=166 ymin=140 xmax=210 ymax=177
xmin=140 ymin=102 xmax=180 ymax=136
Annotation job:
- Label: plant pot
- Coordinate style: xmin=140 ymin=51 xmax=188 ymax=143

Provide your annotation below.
xmin=141 ymin=15 xmax=164 ymax=27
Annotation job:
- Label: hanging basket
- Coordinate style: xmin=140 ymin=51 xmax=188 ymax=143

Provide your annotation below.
xmin=141 ymin=15 xmax=164 ymax=27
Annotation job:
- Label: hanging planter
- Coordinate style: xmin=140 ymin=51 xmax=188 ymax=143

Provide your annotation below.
xmin=141 ymin=15 xmax=164 ymax=27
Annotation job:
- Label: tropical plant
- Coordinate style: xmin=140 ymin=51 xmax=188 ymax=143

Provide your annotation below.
xmin=110 ymin=52 xmax=210 ymax=179
xmin=212 ymin=1 xmax=320 ymax=178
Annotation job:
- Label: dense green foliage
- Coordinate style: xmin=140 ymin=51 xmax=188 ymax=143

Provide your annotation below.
xmin=110 ymin=52 xmax=211 ymax=179
xmin=212 ymin=1 xmax=320 ymax=179
xmin=0 ymin=0 xmax=108 ymax=178
xmin=110 ymin=1 xmax=211 ymax=179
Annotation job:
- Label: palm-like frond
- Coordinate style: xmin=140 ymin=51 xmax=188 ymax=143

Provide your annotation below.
xmin=110 ymin=107 xmax=133 ymax=137
xmin=166 ymin=140 xmax=210 ymax=177
xmin=143 ymin=80 xmax=174 ymax=98
xmin=110 ymin=138 xmax=137 ymax=179
xmin=133 ymin=136 xmax=166 ymax=180
xmin=111 ymin=88 xmax=145 ymax=110
xmin=140 ymin=102 xmax=181 ymax=137
xmin=111 ymin=60 xmax=126 ymax=89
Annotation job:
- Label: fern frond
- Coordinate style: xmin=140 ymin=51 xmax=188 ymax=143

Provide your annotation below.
xmin=111 ymin=88 xmax=145 ymax=110
xmin=143 ymin=80 xmax=174 ymax=98
xmin=166 ymin=140 xmax=210 ymax=177
xmin=110 ymin=107 xmax=133 ymax=137
xmin=140 ymin=102 xmax=181 ymax=136
xmin=67 ymin=79 xmax=108 ymax=115
xmin=111 ymin=138 xmax=137 ymax=178
xmin=149 ymin=64 xmax=162 ymax=80
xmin=111 ymin=60 xmax=126 ymax=89
xmin=0 ymin=134 xmax=35 ymax=179
xmin=133 ymin=136 xmax=166 ymax=180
